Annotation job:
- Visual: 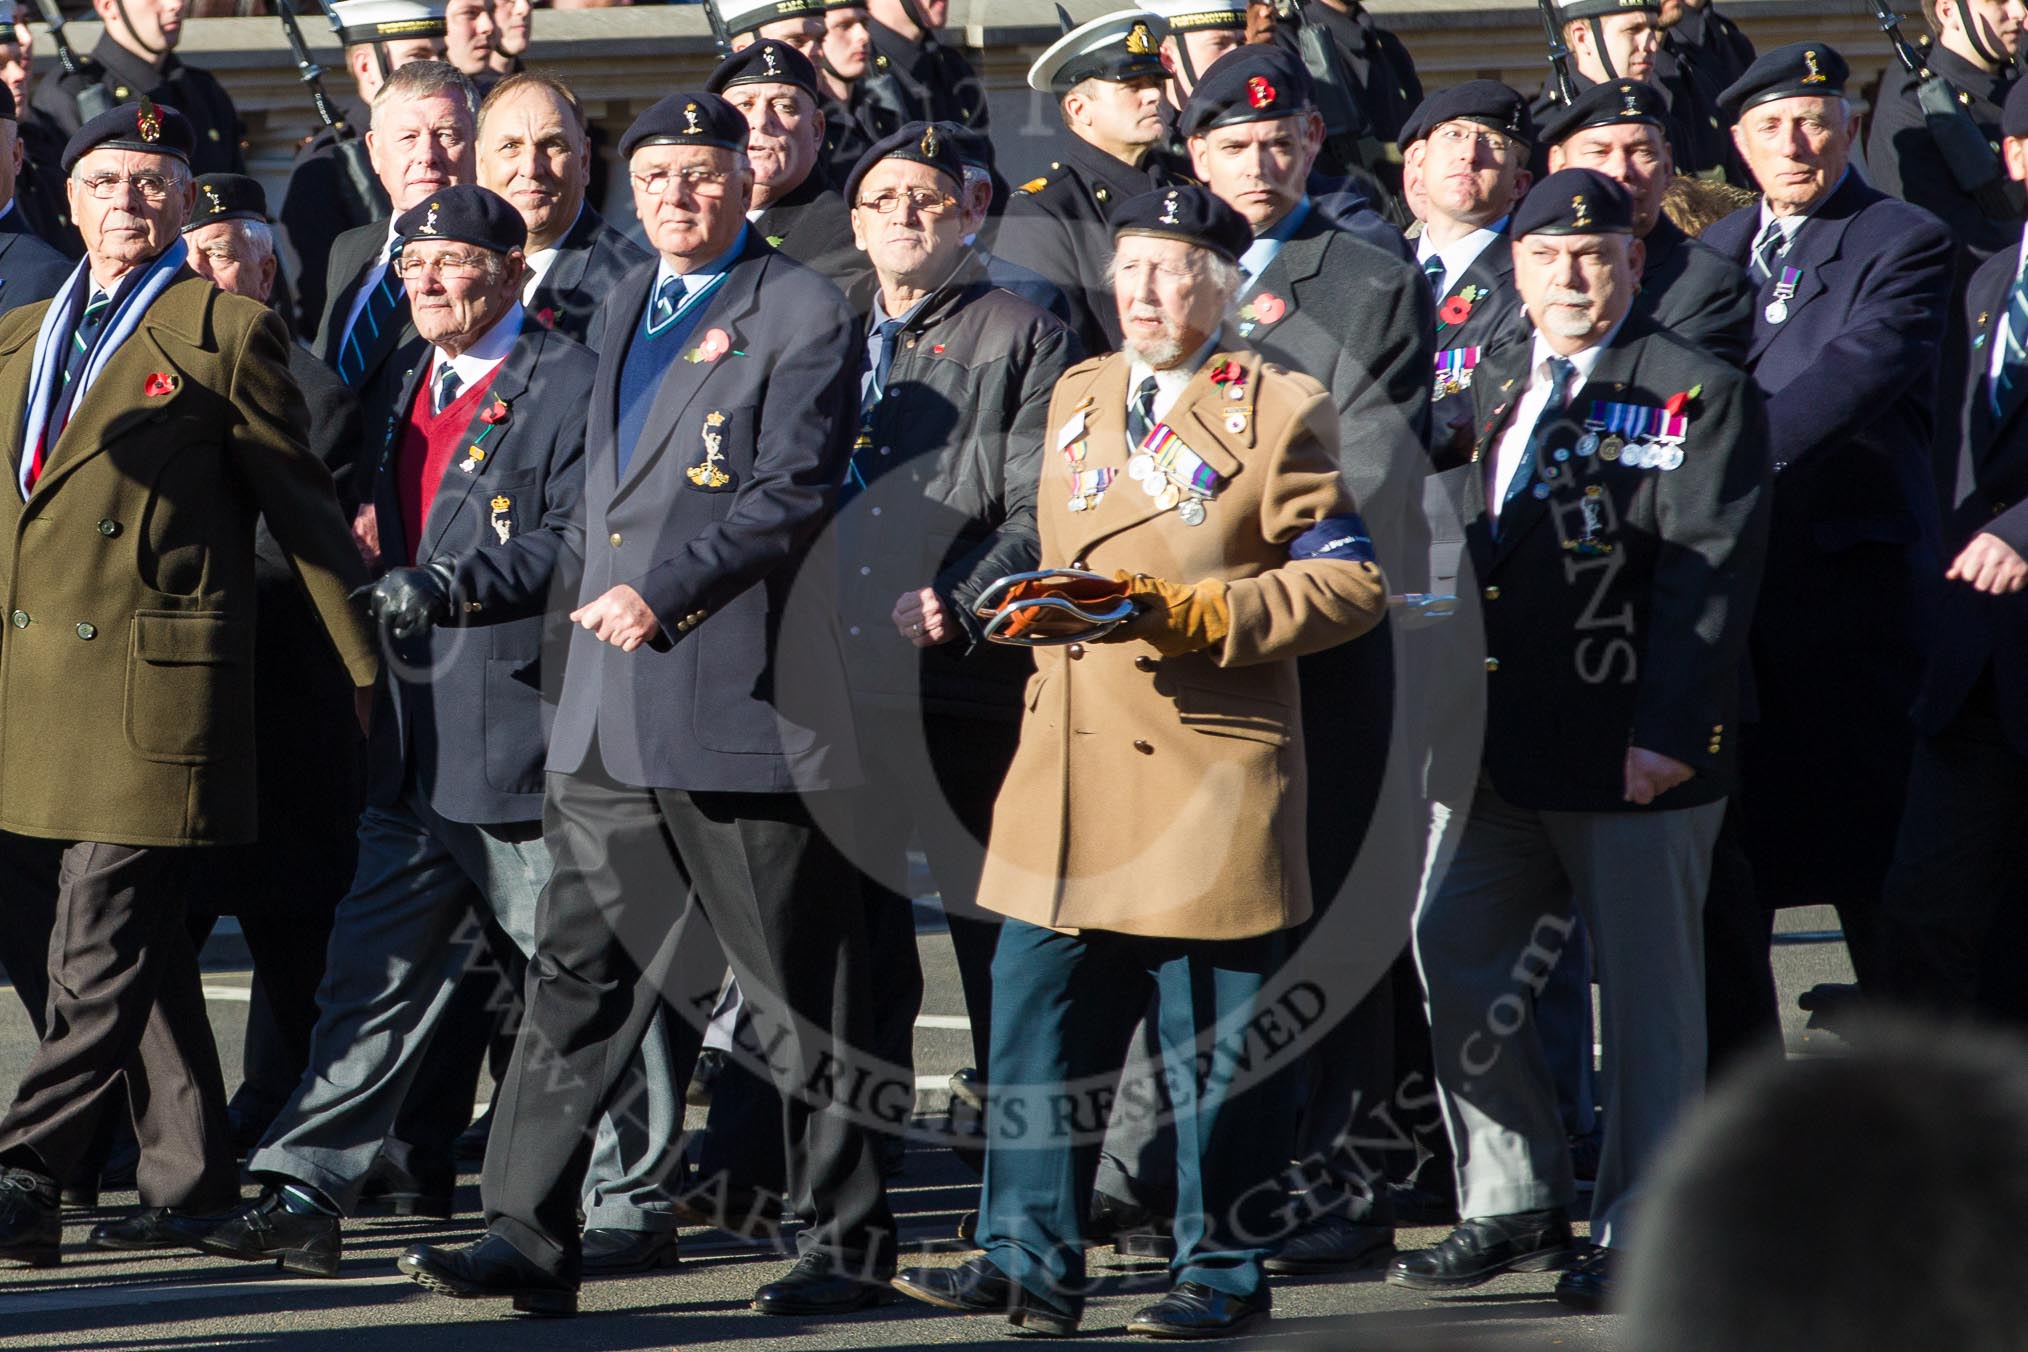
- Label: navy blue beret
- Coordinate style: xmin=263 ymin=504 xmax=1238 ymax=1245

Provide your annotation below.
xmin=1179 ymin=44 xmax=1313 ymax=138
xmin=2006 ymin=79 xmax=2028 ymax=139
xmin=395 ymin=183 xmax=527 ymax=254
xmin=1511 ymin=167 xmax=1635 ymax=237
xmin=61 ymin=98 xmax=195 ymax=173
xmin=1402 ymin=80 xmax=1534 ymax=153
xmin=844 ymin=121 xmax=967 ymax=206
xmin=182 ymin=173 xmax=269 ymax=232
xmin=707 ymin=38 xmax=820 ymax=103
xmin=1111 ymin=184 xmax=1252 ymax=264
xmin=1718 ymin=42 xmax=1849 ymax=118
xmin=1538 ymin=78 xmax=1668 ymax=146
xmin=619 ymin=91 xmax=749 ymax=160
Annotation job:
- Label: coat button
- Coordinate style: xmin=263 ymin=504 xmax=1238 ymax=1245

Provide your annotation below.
xmin=9 ymin=611 xmax=26 ymax=629
xmin=1134 ymin=655 xmax=1158 ymax=672
xmin=1067 ymin=643 xmax=1084 ymax=660
xmin=1133 ymin=739 xmax=1153 ymax=754
xmin=75 ymin=622 xmax=96 ymax=640
xmin=97 ymin=519 xmax=119 ymax=537
xmin=1483 ymin=585 xmax=1500 ymax=600
xmin=610 ymin=533 xmax=623 ymax=546
xmin=1485 ymin=657 xmax=1500 ymax=672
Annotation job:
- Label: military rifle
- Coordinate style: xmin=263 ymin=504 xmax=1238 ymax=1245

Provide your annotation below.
xmin=1876 ymin=0 xmax=2023 ymax=221
xmin=28 ymin=0 xmax=113 ymax=120
xmin=700 ymin=0 xmax=731 ymax=56
xmin=1268 ymin=0 xmax=1390 ymax=177
xmin=1537 ymin=0 xmax=1578 ymax=107
xmin=280 ymin=1 xmax=387 ymax=223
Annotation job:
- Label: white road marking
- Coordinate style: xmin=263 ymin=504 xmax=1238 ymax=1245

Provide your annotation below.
xmin=201 ymin=986 xmax=252 ymax=1003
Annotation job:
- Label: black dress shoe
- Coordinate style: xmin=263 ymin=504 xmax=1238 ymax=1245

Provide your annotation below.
xmin=397 ymin=1233 xmax=578 ymax=1317
xmin=580 ymin=1227 xmax=680 ymax=1275
xmin=1264 ymin=1211 xmax=1396 ymax=1275
xmin=1125 ymin=1282 xmax=1269 ymax=1339
xmin=752 ymin=1251 xmax=893 ymax=1316
xmin=187 ymin=1189 xmax=342 ymax=1278
xmin=1385 ymin=1208 xmax=1575 ymax=1291
xmin=0 ymin=1167 xmax=61 ymax=1267
xmin=59 ymin=1183 xmax=98 ymax=1210
xmin=891 ymin=1255 xmax=1079 ymax=1337
xmin=1554 ymin=1244 xmax=1614 ymax=1312
xmin=1089 ymin=1189 xmax=1175 ymax=1259
xmin=90 ymin=1207 xmax=208 ymax=1251
xmin=357 ymin=1154 xmax=453 ymax=1220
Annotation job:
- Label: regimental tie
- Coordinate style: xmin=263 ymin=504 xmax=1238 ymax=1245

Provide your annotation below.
xmin=434 ymin=364 xmax=463 ymax=415
xmin=339 ymin=264 xmax=402 ymax=386
xmin=28 ymin=290 xmax=113 ymax=492
xmin=839 ymin=316 xmax=907 ymax=506
xmin=1750 ymin=217 xmax=1786 ymax=283
xmin=647 ymin=275 xmax=683 ymax=334
xmin=1423 ymin=255 xmax=1447 ymax=302
xmin=1128 ymin=375 xmax=1160 ymax=451
xmin=1497 ymin=355 xmax=1577 ymax=533
xmin=1994 ymin=263 xmax=2028 ymax=421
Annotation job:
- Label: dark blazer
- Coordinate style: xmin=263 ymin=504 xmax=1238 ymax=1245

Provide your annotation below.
xmin=547 ymin=235 xmax=862 ymax=794
xmin=1638 ymin=215 xmax=1755 ymax=367
xmin=279 ymin=98 xmax=386 ymax=335
xmin=995 ymin=135 xmax=1186 ymax=356
xmin=752 ymin=171 xmax=872 ymax=307
xmin=32 ymin=36 xmax=245 ymax=178
xmin=365 ymin=321 xmax=593 ymax=824
xmin=863 ymin=18 xmax=989 ymax=131
xmin=1914 ymin=242 xmax=2028 ymax=756
xmin=0 ymin=211 xmax=71 ymax=320
xmin=1448 ymin=314 xmax=1771 ymax=811
xmin=527 ymin=204 xmax=650 ymax=351
xmin=975 ymin=246 xmax=1074 ymax=329
xmin=315 ymin=220 xmax=428 ymax=475
xmin=837 ymin=254 xmax=1079 ymax=721
xmin=1428 ymin=226 xmax=1528 ymax=462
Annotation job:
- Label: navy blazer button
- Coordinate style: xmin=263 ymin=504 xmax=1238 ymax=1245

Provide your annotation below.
xmin=610 ymin=533 xmax=623 ymax=546
xmin=1485 ymin=657 xmax=1500 ymax=673
xmin=1483 ymin=585 xmax=1500 ymax=600
xmin=1134 ymin=656 xmax=1158 ymax=672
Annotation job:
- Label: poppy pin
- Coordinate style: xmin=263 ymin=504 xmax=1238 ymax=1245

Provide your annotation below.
xmin=143 ymin=372 xmax=178 ymax=398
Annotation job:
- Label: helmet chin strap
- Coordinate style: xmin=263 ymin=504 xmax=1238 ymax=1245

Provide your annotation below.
xmin=1960 ymin=2 xmax=2012 ymax=69
xmin=897 ymin=0 xmax=937 ymax=46
xmin=112 ymin=0 xmax=169 ymax=59
xmin=370 ymin=41 xmax=392 ymax=85
xmin=1588 ymin=17 xmax=1622 ymax=82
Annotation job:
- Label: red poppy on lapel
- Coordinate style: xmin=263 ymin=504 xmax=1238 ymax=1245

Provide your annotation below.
xmin=480 ymin=399 xmax=510 ymax=426
xmin=1438 ymin=295 xmax=1473 ymax=327
xmin=1663 ymin=385 xmax=1702 ymax=417
xmin=1250 ymin=293 xmax=1287 ymax=325
xmin=535 ymin=307 xmax=557 ymax=330
xmin=143 ymin=372 xmax=178 ymax=398
xmin=686 ymin=327 xmax=733 ymax=364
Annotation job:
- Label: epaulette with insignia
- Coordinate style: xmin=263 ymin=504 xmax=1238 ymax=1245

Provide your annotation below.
xmin=1019 ymin=176 xmax=1049 ymax=194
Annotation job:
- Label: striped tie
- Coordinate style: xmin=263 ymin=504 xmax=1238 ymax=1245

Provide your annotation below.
xmin=434 ymin=364 xmax=463 ymax=414
xmin=1750 ymin=218 xmax=1786 ymax=282
xmin=28 ymin=291 xmax=113 ymax=493
xmin=338 ymin=264 xmax=402 ymax=386
xmin=1423 ymin=255 xmax=1447 ymax=301
xmin=1995 ymin=269 xmax=2028 ymax=420
xmin=1128 ymin=375 xmax=1159 ymax=449
xmin=1496 ymin=356 xmax=1576 ymax=531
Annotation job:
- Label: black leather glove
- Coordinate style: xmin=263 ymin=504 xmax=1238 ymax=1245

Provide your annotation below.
xmin=353 ymin=559 xmax=457 ymax=640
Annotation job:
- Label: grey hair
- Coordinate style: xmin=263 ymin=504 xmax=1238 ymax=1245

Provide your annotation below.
xmin=1103 ymin=243 xmax=1246 ymax=312
xmin=235 ymin=219 xmax=276 ymax=265
xmin=371 ymin=58 xmax=480 ymax=127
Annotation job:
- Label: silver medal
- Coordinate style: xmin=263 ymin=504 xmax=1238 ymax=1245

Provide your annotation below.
xmin=1176 ymin=498 xmax=1207 ymax=526
xmin=1765 ymin=300 xmax=1788 ymax=325
xmin=1576 ymin=432 xmax=1600 ymax=457
xmin=1127 ymin=453 xmax=1156 ymax=481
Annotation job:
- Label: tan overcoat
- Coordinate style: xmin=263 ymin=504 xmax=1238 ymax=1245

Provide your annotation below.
xmin=0 ymin=270 xmax=377 ymax=848
xmin=976 ymin=343 xmax=1387 ymax=941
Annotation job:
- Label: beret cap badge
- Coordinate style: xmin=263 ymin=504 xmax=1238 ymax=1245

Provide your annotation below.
xmin=1802 ymin=49 xmax=1826 ymax=83
xmin=1247 ymin=75 xmax=1276 ymax=109
xmin=202 ymin=183 xmax=225 ymax=215
xmin=419 ymin=201 xmax=441 ymax=235
xmin=136 ymin=98 xmax=161 ymax=144
xmin=684 ymin=102 xmax=703 ymax=134
xmin=1159 ymin=190 xmax=1182 ymax=225
xmin=761 ymin=44 xmax=780 ymax=75
xmin=921 ymin=125 xmax=939 ymax=157
xmin=1571 ymin=193 xmax=1592 ymax=228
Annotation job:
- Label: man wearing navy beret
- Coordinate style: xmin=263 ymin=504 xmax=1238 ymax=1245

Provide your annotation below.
xmin=397 ymin=91 xmax=895 ymax=1319
xmin=1704 ymin=43 xmax=1956 ymax=1005
xmin=1393 ymin=168 xmax=1770 ymax=1314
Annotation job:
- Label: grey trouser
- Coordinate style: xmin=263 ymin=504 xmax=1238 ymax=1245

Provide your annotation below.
xmin=249 ymin=789 xmax=685 ymax=1229
xmin=1413 ymin=778 xmax=1722 ymax=1249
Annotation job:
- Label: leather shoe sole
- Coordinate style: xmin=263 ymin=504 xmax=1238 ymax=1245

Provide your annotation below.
xmin=1264 ymin=1231 xmax=1396 ymax=1275
xmin=1125 ymin=1307 xmax=1268 ymax=1340
xmin=396 ymin=1251 xmax=578 ymax=1317
xmin=1386 ymin=1244 xmax=1573 ymax=1292
xmin=890 ymin=1270 xmax=1077 ymax=1337
xmin=193 ymin=1231 xmax=341 ymax=1279
xmin=751 ymin=1279 xmax=892 ymax=1316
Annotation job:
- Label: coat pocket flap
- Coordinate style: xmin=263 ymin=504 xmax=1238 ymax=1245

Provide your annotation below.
xmin=133 ymin=611 xmax=245 ymax=665
xmin=1175 ymin=681 xmax=1291 ymax=745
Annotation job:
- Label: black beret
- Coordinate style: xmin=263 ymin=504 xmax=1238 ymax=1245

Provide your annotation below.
xmin=1718 ymin=42 xmax=1849 ymax=119
xmin=1403 ymin=80 xmax=1534 ymax=152
xmin=2006 ymin=78 xmax=2028 ymax=139
xmin=937 ymin=120 xmax=995 ymax=171
xmin=844 ymin=121 xmax=967 ymax=207
xmin=619 ymin=91 xmax=749 ymax=159
xmin=1111 ymin=184 xmax=1252 ymax=264
xmin=706 ymin=38 xmax=820 ymax=103
xmin=395 ymin=183 xmax=527 ymax=254
xmin=60 ymin=98 xmax=195 ymax=173
xmin=1558 ymin=0 xmax=1658 ymax=19
xmin=182 ymin=173 xmax=268 ymax=232
xmin=0 ymin=80 xmax=14 ymax=124
xmin=1538 ymin=78 xmax=1669 ymax=146
xmin=1511 ymin=167 xmax=1635 ymax=237
xmin=1178 ymin=44 xmax=1313 ymax=138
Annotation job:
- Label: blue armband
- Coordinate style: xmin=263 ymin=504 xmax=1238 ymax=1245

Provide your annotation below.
xmin=1289 ymin=514 xmax=1376 ymax=564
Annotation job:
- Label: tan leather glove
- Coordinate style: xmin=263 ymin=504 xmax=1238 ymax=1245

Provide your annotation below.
xmin=1100 ymin=571 xmax=1231 ymax=657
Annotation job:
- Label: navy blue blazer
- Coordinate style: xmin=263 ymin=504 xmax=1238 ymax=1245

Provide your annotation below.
xmin=1914 ymin=242 xmax=2028 ymax=755
xmin=365 ymin=320 xmax=594 ymax=824
xmin=0 ymin=210 xmax=71 ymax=320
xmin=546 ymin=234 xmax=862 ymax=794
xmin=526 ymin=205 xmax=649 ymax=352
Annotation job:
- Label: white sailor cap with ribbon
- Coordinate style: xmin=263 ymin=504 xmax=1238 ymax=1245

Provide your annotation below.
xmin=717 ymin=0 xmax=823 ymax=38
xmin=328 ymin=0 xmax=447 ymax=46
xmin=1135 ymin=0 xmax=1245 ymax=33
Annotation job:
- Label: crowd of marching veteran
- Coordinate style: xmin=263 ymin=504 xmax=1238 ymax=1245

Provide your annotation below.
xmin=1 ymin=0 xmax=2026 ymax=1338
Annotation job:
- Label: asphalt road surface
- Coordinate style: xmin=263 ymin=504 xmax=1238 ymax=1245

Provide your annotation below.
xmin=0 ymin=905 xmax=1856 ymax=1351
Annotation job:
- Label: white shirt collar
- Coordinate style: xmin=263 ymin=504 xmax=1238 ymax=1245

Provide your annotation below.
xmin=654 ymin=225 xmax=749 ymax=297
xmin=1127 ymin=334 xmax=1221 ymax=429
xmin=1527 ymin=318 xmax=1621 ymax=389
xmin=1416 ymin=217 xmax=1508 ymax=292
xmin=0 ymin=200 xmax=14 ymax=226
xmin=430 ymin=302 xmax=523 ymax=404
xmin=520 ymin=204 xmax=582 ymax=307
xmin=1757 ymin=167 xmax=1850 ymax=243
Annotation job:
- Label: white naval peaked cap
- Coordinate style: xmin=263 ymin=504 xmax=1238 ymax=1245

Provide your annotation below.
xmin=1026 ymin=9 xmax=1169 ymax=95
xmin=328 ymin=0 xmax=447 ymax=45
xmin=717 ymin=0 xmax=823 ymax=37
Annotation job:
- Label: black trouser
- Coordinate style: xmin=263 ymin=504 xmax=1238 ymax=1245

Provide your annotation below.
xmin=0 ymin=833 xmax=60 ymax=1034
xmin=1701 ymin=801 xmax=1781 ymax=1080
xmin=0 ymin=837 xmax=237 ymax=1210
xmin=481 ymin=755 xmax=894 ymax=1281
xmin=1881 ymin=676 xmax=2028 ymax=1017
